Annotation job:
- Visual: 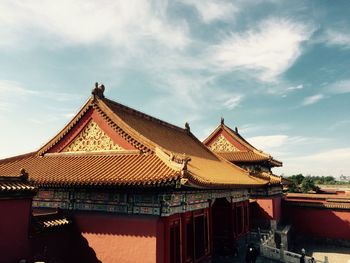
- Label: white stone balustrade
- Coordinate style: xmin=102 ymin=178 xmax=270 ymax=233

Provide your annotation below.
xmin=260 ymin=241 xmax=328 ymax=263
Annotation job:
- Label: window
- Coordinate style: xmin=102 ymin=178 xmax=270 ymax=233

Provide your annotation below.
xmin=194 ymin=211 xmax=209 ymax=260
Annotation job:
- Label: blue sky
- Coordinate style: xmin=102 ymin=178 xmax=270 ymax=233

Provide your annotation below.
xmin=0 ymin=0 xmax=349 ymax=177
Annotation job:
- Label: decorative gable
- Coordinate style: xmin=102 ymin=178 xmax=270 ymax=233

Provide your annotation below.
xmin=209 ymin=134 xmax=239 ymax=152
xmin=62 ymin=120 xmax=125 ymax=152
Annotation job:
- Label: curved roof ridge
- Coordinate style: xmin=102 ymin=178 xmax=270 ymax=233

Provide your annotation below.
xmin=0 ymin=152 xmax=36 ymax=165
xmin=103 ymin=97 xmax=187 ymax=133
xmin=37 ymin=97 xmax=153 ymax=156
xmin=37 ymin=98 xmax=93 ymax=155
xmin=95 ymin=98 xmax=155 ymax=152
xmin=223 ymin=124 xmax=260 ymax=152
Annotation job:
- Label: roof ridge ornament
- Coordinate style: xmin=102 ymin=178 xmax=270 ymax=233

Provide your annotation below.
xmin=184 ymin=122 xmax=190 ymax=132
xmin=181 ymin=153 xmax=191 ymax=173
xmin=91 ymin=82 xmax=105 ymax=99
xmin=221 ymin=117 xmax=224 ymax=125
xmin=19 ymin=168 xmax=29 ymax=181
xmin=235 ymin=126 xmax=238 ymax=133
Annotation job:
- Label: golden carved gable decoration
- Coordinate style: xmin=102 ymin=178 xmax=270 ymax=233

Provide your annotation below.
xmin=209 ymin=134 xmax=239 ymax=152
xmin=62 ymin=120 xmax=124 ymax=152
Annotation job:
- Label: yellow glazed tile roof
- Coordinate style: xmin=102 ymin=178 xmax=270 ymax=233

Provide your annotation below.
xmin=0 ymin=87 xmax=267 ymax=188
xmin=203 ymin=122 xmax=282 ymax=167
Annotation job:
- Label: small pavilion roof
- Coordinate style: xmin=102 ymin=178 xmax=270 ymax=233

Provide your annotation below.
xmin=0 ymin=84 xmax=267 ymax=189
xmin=203 ymin=120 xmax=282 ymax=167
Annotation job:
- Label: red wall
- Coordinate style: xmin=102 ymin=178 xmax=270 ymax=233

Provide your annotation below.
xmin=74 ymin=213 xmax=164 ymax=263
xmin=250 ymin=196 xmax=281 ymax=229
xmin=282 ymin=204 xmax=350 ymax=240
xmin=0 ymin=198 xmax=32 ymax=263
xmin=272 ymin=197 xmax=281 ymax=221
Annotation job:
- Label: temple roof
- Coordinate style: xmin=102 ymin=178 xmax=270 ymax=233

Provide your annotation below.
xmin=249 ymin=171 xmax=282 ymax=185
xmin=203 ymin=120 xmax=282 ymax=167
xmin=0 ymin=84 xmax=267 ymax=189
xmin=0 ymin=170 xmax=37 ymax=196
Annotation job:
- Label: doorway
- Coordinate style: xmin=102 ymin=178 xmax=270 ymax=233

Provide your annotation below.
xmin=211 ymin=198 xmax=233 ymax=255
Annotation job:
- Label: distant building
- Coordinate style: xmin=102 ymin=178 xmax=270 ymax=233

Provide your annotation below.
xmin=339 ymin=175 xmax=350 ymax=182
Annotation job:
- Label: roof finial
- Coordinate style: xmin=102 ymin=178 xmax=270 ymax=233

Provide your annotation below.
xmin=91 ymin=82 xmax=105 ymax=99
xmin=185 ymin=122 xmax=190 ymax=132
xmin=19 ymin=168 xmax=29 ymax=180
xmin=181 ymin=153 xmax=191 ymax=172
xmin=221 ymin=117 xmax=224 ymax=125
xmin=235 ymin=126 xmax=238 ymax=133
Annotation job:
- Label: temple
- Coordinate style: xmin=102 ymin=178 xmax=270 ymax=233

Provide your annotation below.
xmin=0 ymin=83 xmax=276 ymax=263
xmin=203 ymin=119 xmax=284 ymax=229
xmin=1 ymin=83 xmax=349 ymax=262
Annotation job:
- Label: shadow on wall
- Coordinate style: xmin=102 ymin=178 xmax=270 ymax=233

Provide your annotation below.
xmin=72 ymin=212 xmax=163 ymax=263
xmin=74 ymin=212 xmax=159 ymax=237
xmin=31 ymin=223 xmax=101 ymax=263
xmin=250 ymin=201 xmax=273 ymax=230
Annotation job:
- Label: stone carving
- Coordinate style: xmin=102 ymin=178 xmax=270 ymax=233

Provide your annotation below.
xmin=63 ymin=120 xmax=124 ymax=152
xmin=209 ymin=134 xmax=239 ymax=152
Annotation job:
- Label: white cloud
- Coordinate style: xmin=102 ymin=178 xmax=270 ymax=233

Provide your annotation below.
xmin=287 ymin=84 xmax=303 ymax=91
xmin=0 ymin=80 xmax=36 ymax=112
xmin=327 ymin=79 xmax=350 ymax=94
xmin=280 ymin=148 xmax=350 ymax=177
xmin=216 ymin=93 xmax=244 ymax=110
xmin=244 ymin=134 xmax=342 ymax=177
xmin=302 ymin=94 xmax=325 ymax=106
xmin=300 ymin=148 xmax=350 ymax=162
xmin=246 ymin=134 xmax=329 ymax=156
xmin=0 ymin=80 xmax=37 ymax=96
xmin=181 ymin=0 xmax=238 ymax=23
xmin=323 ymin=29 xmax=350 ymax=49
xmin=247 ymin=135 xmax=289 ymax=149
xmin=328 ymin=120 xmax=350 ymax=131
xmin=0 ymin=80 xmax=81 ymax=112
xmin=0 ymin=0 xmax=189 ymax=50
xmin=210 ymin=18 xmax=314 ymax=82
xmin=222 ymin=96 xmax=243 ymax=110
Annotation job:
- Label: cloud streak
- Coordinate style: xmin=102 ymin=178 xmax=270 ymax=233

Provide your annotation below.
xmin=181 ymin=0 xmax=238 ymax=23
xmin=327 ymin=79 xmax=350 ymax=94
xmin=210 ymin=18 xmax=314 ymax=82
xmin=302 ymin=94 xmax=325 ymax=106
xmin=322 ymin=29 xmax=350 ymax=49
xmin=0 ymin=0 xmax=190 ymax=50
xmin=281 ymin=148 xmax=350 ymax=177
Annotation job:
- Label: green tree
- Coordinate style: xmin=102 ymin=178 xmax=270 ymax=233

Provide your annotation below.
xmin=301 ymin=176 xmax=319 ymax=193
xmin=324 ymin=176 xmax=336 ymax=184
xmin=287 ymin=174 xmax=305 ymax=193
xmin=289 ymin=174 xmax=304 ymax=185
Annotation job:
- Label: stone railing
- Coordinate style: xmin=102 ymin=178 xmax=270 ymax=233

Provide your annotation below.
xmin=260 ymin=231 xmax=329 ymax=263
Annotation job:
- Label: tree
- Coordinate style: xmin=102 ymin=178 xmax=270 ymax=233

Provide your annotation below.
xmin=324 ymin=176 xmax=336 ymax=184
xmin=289 ymin=174 xmax=304 ymax=185
xmin=301 ymin=176 xmax=319 ymax=193
xmin=287 ymin=174 xmax=305 ymax=193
